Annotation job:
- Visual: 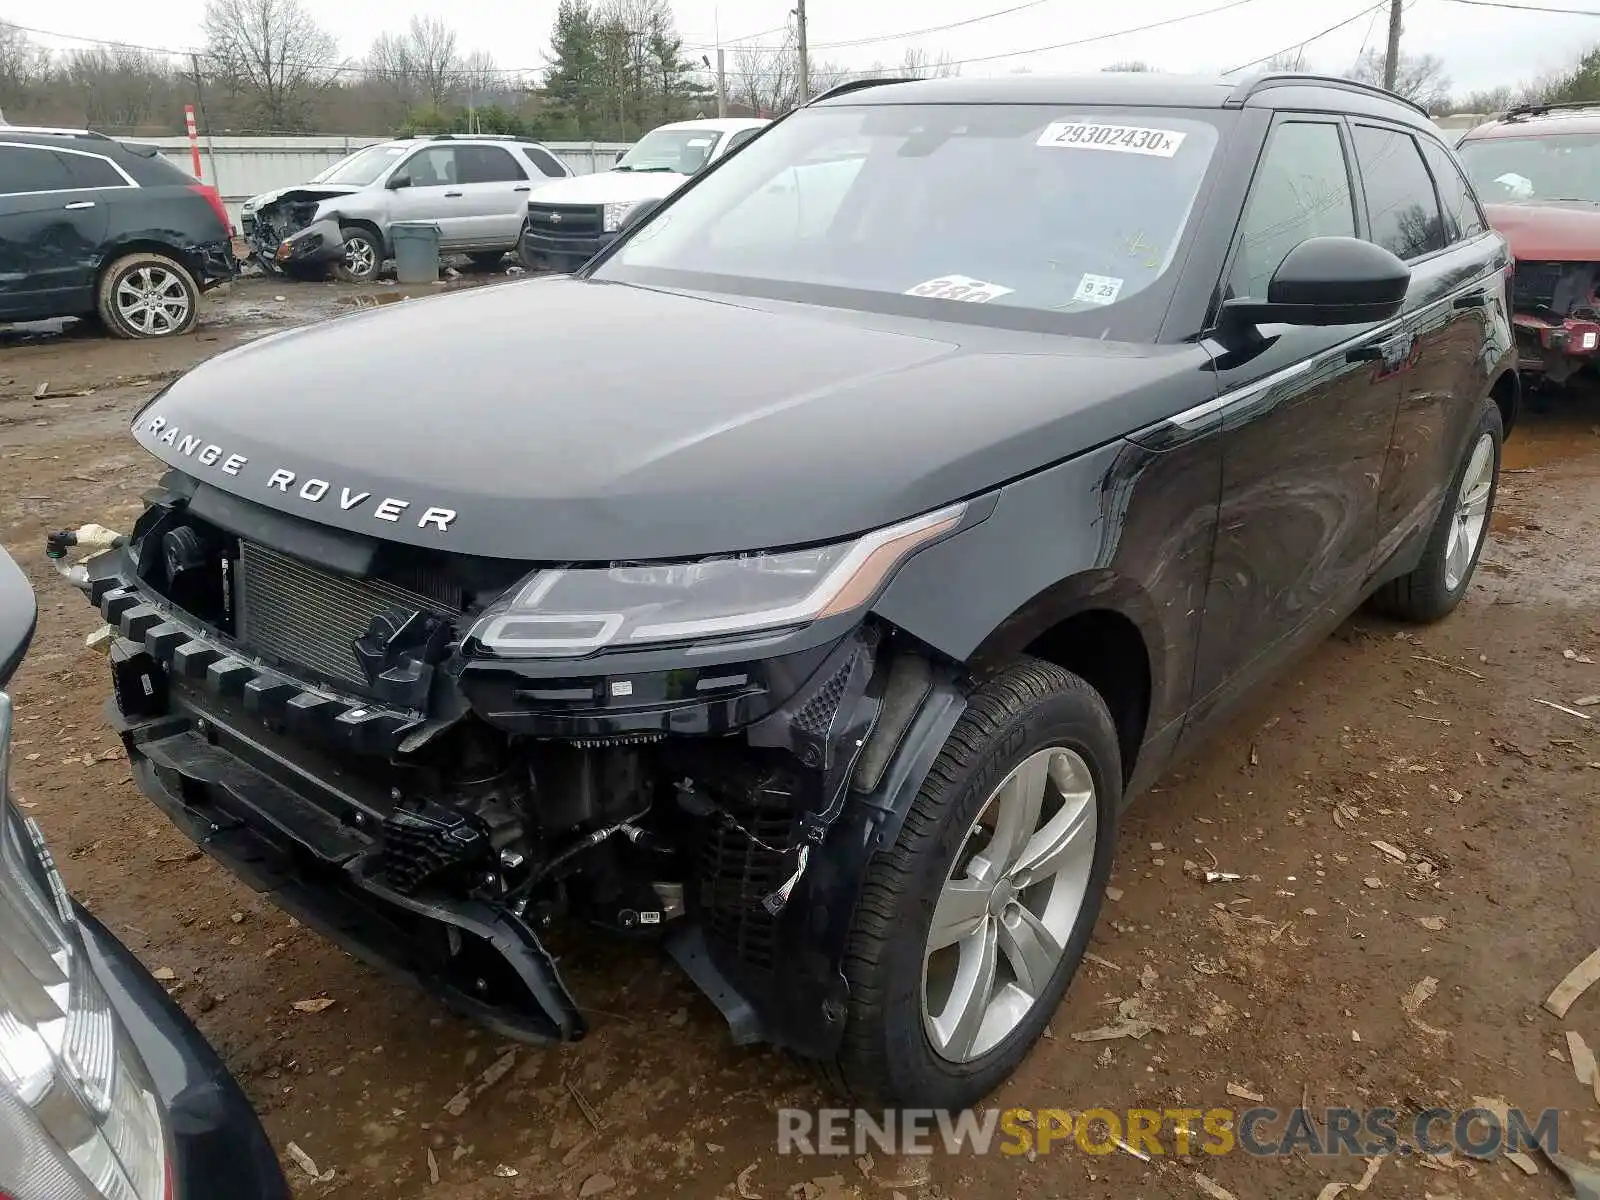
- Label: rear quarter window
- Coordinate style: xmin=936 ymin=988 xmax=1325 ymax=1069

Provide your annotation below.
xmin=121 ymin=148 xmax=200 ymax=187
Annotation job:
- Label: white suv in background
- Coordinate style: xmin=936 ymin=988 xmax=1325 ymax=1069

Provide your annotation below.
xmin=240 ymin=134 xmax=575 ymax=280
xmin=520 ymin=117 xmax=769 ymax=271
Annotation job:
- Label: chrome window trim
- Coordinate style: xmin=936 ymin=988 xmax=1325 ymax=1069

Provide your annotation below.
xmin=0 ymin=141 xmax=139 ymax=197
xmin=1167 ymin=271 xmax=1500 ymax=431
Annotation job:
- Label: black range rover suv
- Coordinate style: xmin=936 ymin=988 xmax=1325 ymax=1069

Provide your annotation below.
xmin=61 ymin=72 xmax=1515 ymax=1108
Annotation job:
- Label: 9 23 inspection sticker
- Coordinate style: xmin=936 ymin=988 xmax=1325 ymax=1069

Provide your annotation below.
xmin=1036 ymin=121 xmax=1186 ymax=157
xmin=905 ymin=274 xmax=1015 ymax=303
xmin=1073 ymin=273 xmax=1123 ymax=306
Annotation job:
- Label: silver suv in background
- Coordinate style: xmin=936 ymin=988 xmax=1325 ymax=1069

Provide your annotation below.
xmin=240 ymin=134 xmax=574 ymax=280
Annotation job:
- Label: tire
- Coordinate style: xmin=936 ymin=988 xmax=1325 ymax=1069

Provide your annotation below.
xmin=828 ymin=658 xmax=1120 ymax=1108
xmin=515 ymin=231 xmax=546 ymax=272
xmin=96 ymin=252 xmax=199 ymax=339
xmin=336 ymin=226 xmax=383 ymax=282
xmin=467 ymin=251 xmax=505 ymax=270
xmin=1369 ymin=398 xmax=1502 ymax=623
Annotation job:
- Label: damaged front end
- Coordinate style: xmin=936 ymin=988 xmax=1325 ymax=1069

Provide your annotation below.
xmin=51 ymin=485 xmax=966 ymax=1056
xmin=1510 ymin=259 xmax=1600 ymax=382
xmin=242 ymin=191 xmax=350 ymax=277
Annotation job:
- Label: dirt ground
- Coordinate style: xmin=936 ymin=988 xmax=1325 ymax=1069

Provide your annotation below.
xmin=3 ymin=278 xmax=1599 ymax=1200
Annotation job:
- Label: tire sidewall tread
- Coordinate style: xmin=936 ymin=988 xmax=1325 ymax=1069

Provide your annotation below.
xmin=832 ymin=658 xmax=1121 ymax=1108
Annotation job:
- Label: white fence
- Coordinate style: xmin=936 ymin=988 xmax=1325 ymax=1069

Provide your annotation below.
xmin=127 ymin=136 xmax=635 ymax=224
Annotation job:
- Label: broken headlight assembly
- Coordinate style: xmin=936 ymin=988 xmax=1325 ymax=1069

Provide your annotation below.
xmin=0 ymin=694 xmax=170 ymax=1200
xmin=469 ymin=503 xmax=966 ymax=658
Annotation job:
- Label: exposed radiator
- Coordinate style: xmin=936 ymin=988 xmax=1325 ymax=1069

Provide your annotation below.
xmin=236 ymin=542 xmax=459 ymax=694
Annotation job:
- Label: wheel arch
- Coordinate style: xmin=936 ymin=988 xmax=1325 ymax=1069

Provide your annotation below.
xmin=1489 ymin=366 xmax=1519 ymax=438
xmin=96 ymin=240 xmax=200 ymax=287
xmin=963 ymin=572 xmax=1160 ymax=787
xmin=338 ymin=218 xmax=388 ymax=257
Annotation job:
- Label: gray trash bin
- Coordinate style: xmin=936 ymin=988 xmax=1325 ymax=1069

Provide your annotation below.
xmin=391 ymin=222 xmax=441 ymax=284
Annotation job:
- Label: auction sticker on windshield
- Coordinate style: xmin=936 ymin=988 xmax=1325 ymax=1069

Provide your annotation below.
xmin=1037 ymin=121 xmax=1187 ymax=157
xmin=906 ymin=275 xmax=1015 ymax=303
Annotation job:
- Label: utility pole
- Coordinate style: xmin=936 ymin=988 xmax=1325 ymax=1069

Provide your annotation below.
xmin=795 ymin=0 xmax=809 ymax=105
xmin=189 ymin=53 xmax=219 ymax=190
xmin=1383 ymin=0 xmax=1403 ymax=91
xmin=714 ymin=8 xmax=727 ymax=118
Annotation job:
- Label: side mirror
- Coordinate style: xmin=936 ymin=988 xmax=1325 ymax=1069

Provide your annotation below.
xmin=618 ymin=197 xmax=662 ymax=234
xmin=0 ymin=548 xmax=37 ymax=690
xmin=386 ymin=173 xmax=411 ymax=191
xmin=1222 ymin=236 xmax=1410 ymax=328
xmin=614 ymin=150 xmax=627 ymax=165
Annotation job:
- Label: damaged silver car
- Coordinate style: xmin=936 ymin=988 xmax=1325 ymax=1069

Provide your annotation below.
xmin=241 ymin=135 xmax=574 ymax=280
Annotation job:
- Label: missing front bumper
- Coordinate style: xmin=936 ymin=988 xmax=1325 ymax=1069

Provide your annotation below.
xmin=110 ymin=694 xmax=587 ymax=1044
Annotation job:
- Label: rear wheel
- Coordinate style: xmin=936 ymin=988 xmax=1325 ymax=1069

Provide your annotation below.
xmin=829 ymin=659 xmax=1119 ymax=1107
xmin=336 ymin=226 xmax=383 ymax=282
xmin=1370 ymin=399 xmax=1501 ymax=622
xmin=97 ymin=253 xmax=199 ymax=339
xmin=467 ymin=251 xmax=505 ymax=270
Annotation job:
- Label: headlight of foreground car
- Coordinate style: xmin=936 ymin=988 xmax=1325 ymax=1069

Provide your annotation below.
xmin=470 ymin=502 xmax=966 ymax=658
xmin=0 ymin=693 xmax=170 ymax=1200
xmin=602 ymin=201 xmax=640 ymax=233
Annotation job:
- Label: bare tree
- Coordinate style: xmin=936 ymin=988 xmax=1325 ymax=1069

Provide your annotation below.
xmin=406 ymin=16 xmax=462 ymax=109
xmin=1345 ymin=47 xmax=1450 ymax=109
xmin=729 ymin=31 xmax=798 ymax=117
xmin=1102 ymin=60 xmax=1157 ymax=72
xmin=65 ymin=46 xmax=176 ymax=130
xmin=894 ymin=46 xmax=959 ymax=78
xmin=0 ymin=22 xmax=52 ymax=116
xmin=203 ymin=0 xmax=340 ymax=130
xmin=1261 ymin=49 xmax=1309 ymax=71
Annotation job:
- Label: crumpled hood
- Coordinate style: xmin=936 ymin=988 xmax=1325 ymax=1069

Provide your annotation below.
xmin=1483 ymin=201 xmax=1600 ymax=262
xmin=525 ymin=170 xmax=689 ymax=205
xmin=245 ymin=183 xmax=362 ymax=212
xmin=131 ymin=279 xmax=1191 ymax=561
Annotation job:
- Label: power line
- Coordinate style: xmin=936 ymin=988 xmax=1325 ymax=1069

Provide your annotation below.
xmin=787 ymin=0 xmax=1063 ymax=51
xmin=1223 ymin=2 xmax=1390 ymax=74
xmin=1438 ymin=0 xmax=1600 ymax=12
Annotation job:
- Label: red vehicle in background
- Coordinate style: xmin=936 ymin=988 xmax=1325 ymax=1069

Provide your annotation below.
xmin=1457 ymin=102 xmax=1600 ymax=387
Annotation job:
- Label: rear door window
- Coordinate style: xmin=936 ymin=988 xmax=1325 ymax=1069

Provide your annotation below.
xmin=1227 ymin=120 xmax=1357 ymax=300
xmin=519 ymin=146 xmax=568 ymax=178
xmin=458 ymin=145 xmax=524 ymax=184
xmin=1353 ymin=125 xmax=1448 ymax=260
xmin=61 ymin=153 xmax=129 ymax=189
xmin=1418 ymin=138 xmax=1486 ymax=242
xmin=0 ymin=146 xmax=75 ymax=195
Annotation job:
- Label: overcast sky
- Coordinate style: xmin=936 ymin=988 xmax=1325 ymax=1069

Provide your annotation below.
xmin=16 ymin=0 xmax=1600 ymax=97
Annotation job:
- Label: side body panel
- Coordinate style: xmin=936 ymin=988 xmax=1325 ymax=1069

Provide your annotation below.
xmin=0 ymin=147 xmax=110 ymax=318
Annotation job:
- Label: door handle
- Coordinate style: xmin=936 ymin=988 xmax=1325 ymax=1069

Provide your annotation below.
xmin=1347 ymin=334 xmax=1414 ymax=365
xmin=444 ymin=191 xmax=463 ymax=198
xmin=63 ymin=200 xmax=95 ymax=211
xmin=1452 ymin=291 xmax=1488 ymax=309
xmin=513 ymin=185 xmax=531 ymax=193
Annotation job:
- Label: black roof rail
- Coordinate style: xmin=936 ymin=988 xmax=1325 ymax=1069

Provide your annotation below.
xmin=1227 ymin=71 xmax=1430 ymax=118
xmin=805 ymin=76 xmax=916 ymax=106
xmin=1500 ymin=99 xmax=1600 ymax=121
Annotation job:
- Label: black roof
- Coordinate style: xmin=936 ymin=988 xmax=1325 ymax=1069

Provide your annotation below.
xmin=811 ymin=71 xmax=1434 ymax=129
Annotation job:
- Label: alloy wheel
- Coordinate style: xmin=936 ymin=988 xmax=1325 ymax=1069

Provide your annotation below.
xmin=1444 ymin=432 xmax=1494 ymax=592
xmin=345 ymin=236 xmax=377 ymax=279
xmin=114 ymin=266 xmax=191 ymax=336
xmin=922 ymin=746 xmax=1097 ymax=1063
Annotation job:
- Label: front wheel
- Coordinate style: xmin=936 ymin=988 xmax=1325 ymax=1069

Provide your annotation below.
xmin=1369 ymin=399 xmax=1502 ymax=622
xmin=97 ymin=253 xmax=199 ymax=338
xmin=336 ymin=226 xmax=383 ymax=282
xmin=829 ymin=659 xmax=1120 ymax=1108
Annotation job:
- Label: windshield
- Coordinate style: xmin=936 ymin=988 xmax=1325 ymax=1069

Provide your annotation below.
xmin=313 ymin=143 xmax=409 ymax=186
xmin=1458 ymin=133 xmax=1600 ymax=203
xmin=594 ymin=103 xmax=1222 ymax=332
xmin=615 ymin=128 xmax=724 ymax=174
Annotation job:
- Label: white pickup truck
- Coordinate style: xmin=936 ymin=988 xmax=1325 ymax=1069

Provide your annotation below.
xmin=519 ymin=117 xmax=769 ymax=271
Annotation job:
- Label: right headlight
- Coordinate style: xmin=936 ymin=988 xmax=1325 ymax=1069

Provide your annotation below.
xmin=0 ymin=692 xmax=170 ymax=1200
xmin=602 ymin=200 xmax=640 ymax=232
xmin=469 ymin=502 xmax=966 ymax=658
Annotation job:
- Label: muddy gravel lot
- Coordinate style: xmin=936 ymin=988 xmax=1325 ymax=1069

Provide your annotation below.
xmin=3 ymin=277 xmax=1599 ymax=1200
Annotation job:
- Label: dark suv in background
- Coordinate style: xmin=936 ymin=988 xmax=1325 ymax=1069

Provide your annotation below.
xmin=0 ymin=127 xmax=234 ymax=338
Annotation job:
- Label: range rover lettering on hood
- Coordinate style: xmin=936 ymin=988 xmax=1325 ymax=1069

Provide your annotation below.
xmin=141 ymin=414 xmax=457 ymax=533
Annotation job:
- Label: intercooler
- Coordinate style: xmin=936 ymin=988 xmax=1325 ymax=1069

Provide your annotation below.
xmin=235 ymin=541 xmax=461 ymax=693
